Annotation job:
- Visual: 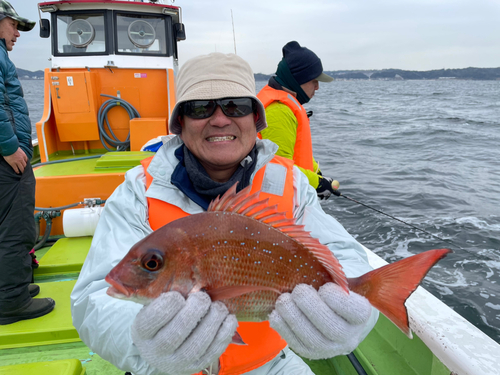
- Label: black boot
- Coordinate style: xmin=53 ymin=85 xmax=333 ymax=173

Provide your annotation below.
xmin=0 ymin=298 xmax=55 ymax=325
xmin=28 ymin=284 xmax=40 ymax=297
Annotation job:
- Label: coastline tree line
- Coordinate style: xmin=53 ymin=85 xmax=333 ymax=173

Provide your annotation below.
xmin=18 ymin=67 xmax=500 ymax=81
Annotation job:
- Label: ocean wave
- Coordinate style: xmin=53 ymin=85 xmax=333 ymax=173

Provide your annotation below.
xmin=455 ymin=259 xmax=500 ymax=275
xmin=434 ymin=285 xmax=454 ymax=295
xmin=455 ymin=216 xmax=500 ymax=231
xmin=485 ymin=302 xmax=500 ymax=311
xmin=426 ymin=268 xmax=470 ymax=288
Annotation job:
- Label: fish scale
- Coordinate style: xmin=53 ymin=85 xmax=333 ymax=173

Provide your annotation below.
xmin=189 ymin=211 xmax=332 ymax=320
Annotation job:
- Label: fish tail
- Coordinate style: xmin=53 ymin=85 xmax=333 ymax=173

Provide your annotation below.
xmin=347 ymin=248 xmax=451 ymax=337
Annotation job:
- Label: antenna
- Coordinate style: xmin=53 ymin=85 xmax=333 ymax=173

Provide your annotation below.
xmin=231 ymin=9 xmax=237 ymax=54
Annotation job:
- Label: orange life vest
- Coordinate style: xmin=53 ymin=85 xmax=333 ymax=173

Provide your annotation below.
xmin=141 ymin=154 xmax=295 ymax=375
xmin=257 ymin=85 xmax=314 ymax=171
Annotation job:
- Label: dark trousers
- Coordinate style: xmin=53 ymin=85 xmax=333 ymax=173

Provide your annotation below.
xmin=0 ymin=157 xmax=36 ymax=312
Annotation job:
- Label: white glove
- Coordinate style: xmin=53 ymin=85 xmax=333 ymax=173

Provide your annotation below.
xmin=269 ymin=283 xmax=372 ymax=360
xmin=131 ymin=291 xmax=238 ymax=375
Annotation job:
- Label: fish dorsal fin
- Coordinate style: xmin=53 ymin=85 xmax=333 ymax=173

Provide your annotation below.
xmin=208 ymin=183 xmax=349 ymax=292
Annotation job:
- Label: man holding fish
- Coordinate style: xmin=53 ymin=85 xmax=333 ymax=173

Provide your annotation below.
xmin=71 ymin=53 xmax=449 ymax=375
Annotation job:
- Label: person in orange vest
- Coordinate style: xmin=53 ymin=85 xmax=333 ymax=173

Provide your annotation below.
xmin=71 ymin=52 xmax=378 ymax=375
xmin=257 ymin=41 xmax=339 ymax=200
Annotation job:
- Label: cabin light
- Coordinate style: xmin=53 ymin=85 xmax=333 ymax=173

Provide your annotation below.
xmin=162 ymin=8 xmax=175 ymax=16
xmin=164 ymin=5 xmax=182 ymax=22
xmin=39 ymin=5 xmax=58 ymax=12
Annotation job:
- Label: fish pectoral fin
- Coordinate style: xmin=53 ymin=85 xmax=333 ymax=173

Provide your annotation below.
xmin=206 ymin=285 xmax=281 ymax=301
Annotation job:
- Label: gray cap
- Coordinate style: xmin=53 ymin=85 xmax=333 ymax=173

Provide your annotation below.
xmin=169 ymin=52 xmax=267 ymax=135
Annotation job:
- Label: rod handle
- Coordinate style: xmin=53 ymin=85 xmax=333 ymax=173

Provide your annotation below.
xmin=330 ymin=180 xmax=341 ymax=196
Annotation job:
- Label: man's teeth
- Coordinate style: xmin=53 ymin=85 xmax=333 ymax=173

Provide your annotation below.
xmin=207 ymin=136 xmax=236 ymax=142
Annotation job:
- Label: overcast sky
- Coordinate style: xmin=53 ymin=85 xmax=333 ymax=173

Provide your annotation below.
xmin=11 ymin=0 xmax=500 ymax=73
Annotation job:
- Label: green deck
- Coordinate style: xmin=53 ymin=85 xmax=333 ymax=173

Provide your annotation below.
xmin=0 ymin=359 xmax=86 ymax=375
xmin=0 ymin=238 xmax=452 ymax=375
xmin=34 ymin=237 xmax=92 ymax=278
xmin=33 ymin=151 xmax=154 ymax=177
xmin=0 ymin=279 xmax=79 ymax=350
xmin=1 ymin=343 xmax=120 ymax=375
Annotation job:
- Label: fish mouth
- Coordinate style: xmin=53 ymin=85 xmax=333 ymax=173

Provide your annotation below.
xmin=105 ymin=275 xmax=132 ymax=299
xmin=206 ymin=135 xmax=236 ymax=142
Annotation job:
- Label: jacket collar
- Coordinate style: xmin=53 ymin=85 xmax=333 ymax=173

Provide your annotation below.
xmin=144 ymin=136 xmax=278 ymax=213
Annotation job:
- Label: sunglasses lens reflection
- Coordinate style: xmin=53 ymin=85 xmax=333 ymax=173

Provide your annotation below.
xmin=183 ymin=98 xmax=254 ymax=119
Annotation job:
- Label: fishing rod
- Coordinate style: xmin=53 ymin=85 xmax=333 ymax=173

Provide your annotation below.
xmin=347 ymin=352 xmax=369 ymax=375
xmin=329 ymin=181 xmax=459 ymax=248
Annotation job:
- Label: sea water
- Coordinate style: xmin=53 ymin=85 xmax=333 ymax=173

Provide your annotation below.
xmin=23 ymin=78 xmax=500 ymax=343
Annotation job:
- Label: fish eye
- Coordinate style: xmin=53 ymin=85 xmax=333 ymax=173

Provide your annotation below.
xmin=141 ymin=251 xmax=164 ymax=272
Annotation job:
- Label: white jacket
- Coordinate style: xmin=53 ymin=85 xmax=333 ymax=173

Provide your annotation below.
xmin=71 ymin=136 xmax=378 ymax=374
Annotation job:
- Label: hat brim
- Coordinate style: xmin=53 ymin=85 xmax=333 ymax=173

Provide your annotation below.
xmin=14 ymin=17 xmax=35 ymax=32
xmin=1 ymin=13 xmax=36 ymax=32
xmin=316 ymin=72 xmax=334 ymax=82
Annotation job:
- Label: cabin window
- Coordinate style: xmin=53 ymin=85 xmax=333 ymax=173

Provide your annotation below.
xmin=55 ymin=12 xmax=107 ymax=54
xmin=115 ymin=13 xmax=168 ymax=55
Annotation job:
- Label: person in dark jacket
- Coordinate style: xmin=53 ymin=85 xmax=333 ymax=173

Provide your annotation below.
xmin=0 ymin=0 xmax=55 ymax=325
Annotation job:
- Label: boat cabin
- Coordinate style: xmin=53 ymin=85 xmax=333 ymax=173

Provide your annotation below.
xmin=36 ymin=0 xmax=185 ymax=162
xmin=33 ymin=0 xmax=186 ymax=237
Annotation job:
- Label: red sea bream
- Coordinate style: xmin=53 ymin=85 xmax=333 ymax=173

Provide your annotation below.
xmin=105 ymin=184 xmax=451 ymax=336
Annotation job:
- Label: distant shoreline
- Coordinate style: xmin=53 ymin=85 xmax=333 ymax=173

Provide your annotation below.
xmin=256 ymin=67 xmax=500 ymax=81
xmin=17 ymin=67 xmax=500 ymax=81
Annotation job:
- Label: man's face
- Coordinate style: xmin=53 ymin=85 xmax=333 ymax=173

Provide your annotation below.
xmin=300 ymin=79 xmax=319 ymax=99
xmin=0 ymin=17 xmax=20 ymax=51
xmin=180 ymin=106 xmax=258 ymax=182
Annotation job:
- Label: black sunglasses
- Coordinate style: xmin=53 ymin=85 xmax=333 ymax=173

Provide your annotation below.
xmin=180 ymin=97 xmax=256 ymax=119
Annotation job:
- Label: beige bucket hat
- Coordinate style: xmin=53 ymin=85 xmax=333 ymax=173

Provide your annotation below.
xmin=169 ymin=52 xmax=267 ymax=135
